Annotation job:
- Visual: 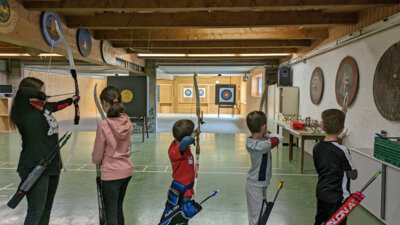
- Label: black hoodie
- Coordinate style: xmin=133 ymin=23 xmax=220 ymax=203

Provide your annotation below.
xmin=12 ymin=87 xmax=72 ymax=176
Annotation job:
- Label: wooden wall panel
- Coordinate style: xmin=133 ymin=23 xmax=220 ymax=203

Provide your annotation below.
xmin=159 ymin=104 xmax=173 ymax=113
xmin=322 ymin=4 xmax=400 ymax=46
xmin=157 ymin=80 xmax=174 ymax=113
xmin=159 ymin=84 xmax=172 ymax=103
xmin=24 ymin=70 xmax=107 ymax=121
xmin=157 ymin=76 xmax=242 ymax=114
xmin=295 ymin=4 xmax=400 ymax=56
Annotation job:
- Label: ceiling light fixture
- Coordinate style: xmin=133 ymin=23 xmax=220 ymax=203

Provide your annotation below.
xmin=38 ymin=53 xmax=63 ymax=57
xmin=136 ymin=53 xmax=291 ymax=57
xmin=0 ymin=53 xmax=30 ymax=57
xmin=137 ymin=53 xmax=186 ymax=57
xmin=0 ymin=53 xmax=63 ymax=57
xmin=239 ymin=53 xmax=291 ymax=57
xmin=187 ymin=54 xmax=236 ymax=57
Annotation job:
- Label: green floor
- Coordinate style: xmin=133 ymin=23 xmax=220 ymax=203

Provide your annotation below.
xmin=0 ymin=132 xmax=384 ymax=225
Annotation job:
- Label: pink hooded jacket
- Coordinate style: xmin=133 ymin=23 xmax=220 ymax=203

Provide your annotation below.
xmin=92 ymin=113 xmax=133 ymax=181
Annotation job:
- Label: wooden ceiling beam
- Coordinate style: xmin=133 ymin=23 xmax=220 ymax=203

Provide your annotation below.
xmin=24 ymin=0 xmax=399 ymax=12
xmin=113 ymin=40 xmax=311 ymax=49
xmin=127 ymin=48 xmax=297 ymax=54
xmin=67 ymin=11 xmax=357 ymax=29
xmin=93 ymin=28 xmax=329 ymax=40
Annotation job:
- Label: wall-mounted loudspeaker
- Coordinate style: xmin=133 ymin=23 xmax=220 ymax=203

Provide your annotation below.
xmin=278 ymin=66 xmax=292 ymax=86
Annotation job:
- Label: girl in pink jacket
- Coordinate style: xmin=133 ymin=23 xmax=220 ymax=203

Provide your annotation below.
xmin=92 ymin=86 xmax=133 ymax=225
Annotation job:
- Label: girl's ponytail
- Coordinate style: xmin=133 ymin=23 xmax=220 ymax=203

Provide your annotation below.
xmin=100 ymin=86 xmax=126 ymax=118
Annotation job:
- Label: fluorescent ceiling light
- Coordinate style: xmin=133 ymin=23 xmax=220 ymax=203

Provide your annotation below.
xmin=137 ymin=53 xmax=290 ymax=57
xmin=0 ymin=53 xmax=30 ymax=56
xmin=187 ymin=54 xmax=236 ymax=57
xmin=38 ymin=53 xmax=63 ymax=57
xmin=0 ymin=53 xmax=63 ymax=57
xmin=239 ymin=53 xmax=291 ymax=57
xmin=137 ymin=53 xmax=186 ymax=57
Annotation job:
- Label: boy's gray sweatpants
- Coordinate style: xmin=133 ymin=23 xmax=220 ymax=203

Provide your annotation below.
xmin=246 ymin=183 xmax=267 ymax=225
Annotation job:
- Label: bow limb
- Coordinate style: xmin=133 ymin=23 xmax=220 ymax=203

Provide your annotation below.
xmin=259 ymin=83 xmax=268 ymax=112
xmin=193 ymin=73 xmax=201 ymax=194
xmin=193 ymin=73 xmax=201 ymax=155
xmin=54 ymin=21 xmax=80 ymax=171
xmin=94 ymin=83 xmax=106 ymax=224
xmin=342 ymin=91 xmax=349 ymax=115
xmin=339 ymin=90 xmax=350 ymax=143
xmin=94 ymin=84 xmax=106 ymax=120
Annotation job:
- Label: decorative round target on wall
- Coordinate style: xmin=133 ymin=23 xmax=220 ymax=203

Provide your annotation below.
xmin=41 ymin=11 xmax=62 ymax=47
xmin=310 ymin=67 xmax=324 ymax=105
xmin=335 ymin=56 xmax=359 ymax=107
xmin=121 ymin=89 xmax=133 ymax=103
xmin=77 ymin=29 xmax=92 ymax=57
xmin=101 ymin=40 xmax=113 ymax=64
xmin=373 ymin=41 xmax=400 ymax=121
xmin=0 ymin=0 xmax=17 ymax=34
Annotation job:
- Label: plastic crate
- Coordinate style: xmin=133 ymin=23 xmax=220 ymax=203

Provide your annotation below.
xmin=290 ymin=121 xmax=304 ymax=130
xmin=374 ymin=137 xmax=400 ymax=168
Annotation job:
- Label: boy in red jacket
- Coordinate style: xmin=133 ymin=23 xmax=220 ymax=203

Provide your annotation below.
xmin=160 ymin=119 xmax=198 ymax=225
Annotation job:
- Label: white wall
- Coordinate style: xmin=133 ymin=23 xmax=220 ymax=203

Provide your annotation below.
xmin=292 ymin=26 xmax=400 ymax=151
xmin=290 ymin=24 xmax=400 ymax=224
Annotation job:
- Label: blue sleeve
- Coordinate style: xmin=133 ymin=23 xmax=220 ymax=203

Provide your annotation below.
xmin=178 ymin=136 xmax=195 ymax=154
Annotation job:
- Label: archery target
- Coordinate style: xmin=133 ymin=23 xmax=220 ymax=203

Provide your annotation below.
xmin=199 ymin=88 xmax=206 ymax=98
xmin=121 ymin=89 xmax=133 ymax=103
xmin=184 ymin=88 xmax=193 ymax=98
xmin=107 ymin=76 xmax=149 ymax=117
xmin=221 ymin=90 xmax=232 ymax=100
xmin=215 ymin=85 xmax=236 ymax=105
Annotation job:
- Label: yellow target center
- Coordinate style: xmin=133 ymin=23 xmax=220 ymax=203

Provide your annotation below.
xmin=121 ymin=89 xmax=133 ymax=103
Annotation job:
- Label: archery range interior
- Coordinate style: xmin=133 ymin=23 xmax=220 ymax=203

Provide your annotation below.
xmin=0 ymin=1 xmax=400 ymax=225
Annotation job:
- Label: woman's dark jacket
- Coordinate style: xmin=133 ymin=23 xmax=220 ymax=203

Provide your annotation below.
xmin=12 ymin=87 xmax=72 ymax=176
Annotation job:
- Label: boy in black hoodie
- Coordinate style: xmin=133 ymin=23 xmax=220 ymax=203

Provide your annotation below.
xmin=313 ymin=109 xmax=358 ymax=225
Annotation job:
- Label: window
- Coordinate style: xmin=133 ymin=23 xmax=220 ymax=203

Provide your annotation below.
xmin=251 ymin=74 xmax=263 ymax=97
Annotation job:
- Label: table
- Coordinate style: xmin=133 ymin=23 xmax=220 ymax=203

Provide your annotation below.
xmin=276 ymin=120 xmax=325 ymax=173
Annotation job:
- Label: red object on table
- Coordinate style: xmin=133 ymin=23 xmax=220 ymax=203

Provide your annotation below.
xmin=290 ymin=121 xmax=305 ymax=130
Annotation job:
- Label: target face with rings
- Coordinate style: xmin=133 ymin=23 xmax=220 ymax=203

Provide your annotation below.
xmin=183 ymin=88 xmax=193 ymax=98
xmin=215 ymin=84 xmax=236 ymax=105
xmin=221 ymin=90 xmax=232 ymax=100
xmin=199 ymin=88 xmax=206 ymax=98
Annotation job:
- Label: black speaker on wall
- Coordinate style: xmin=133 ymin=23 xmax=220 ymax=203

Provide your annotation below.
xmin=107 ymin=76 xmax=149 ymax=117
xmin=278 ymin=66 xmax=292 ymax=86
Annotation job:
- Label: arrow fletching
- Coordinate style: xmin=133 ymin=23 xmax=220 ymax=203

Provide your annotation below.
xmin=278 ymin=180 xmax=284 ymax=190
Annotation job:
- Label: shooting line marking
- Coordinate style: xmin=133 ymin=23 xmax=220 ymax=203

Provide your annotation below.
xmin=0 ymin=167 xmax=316 ymax=176
xmin=164 ymin=166 xmax=169 ymax=172
xmin=77 ymin=164 xmax=87 ymax=170
xmin=142 ymin=165 xmax=149 ymax=172
xmin=0 ymin=183 xmax=14 ymax=191
xmin=0 ymin=162 xmax=6 ymax=166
